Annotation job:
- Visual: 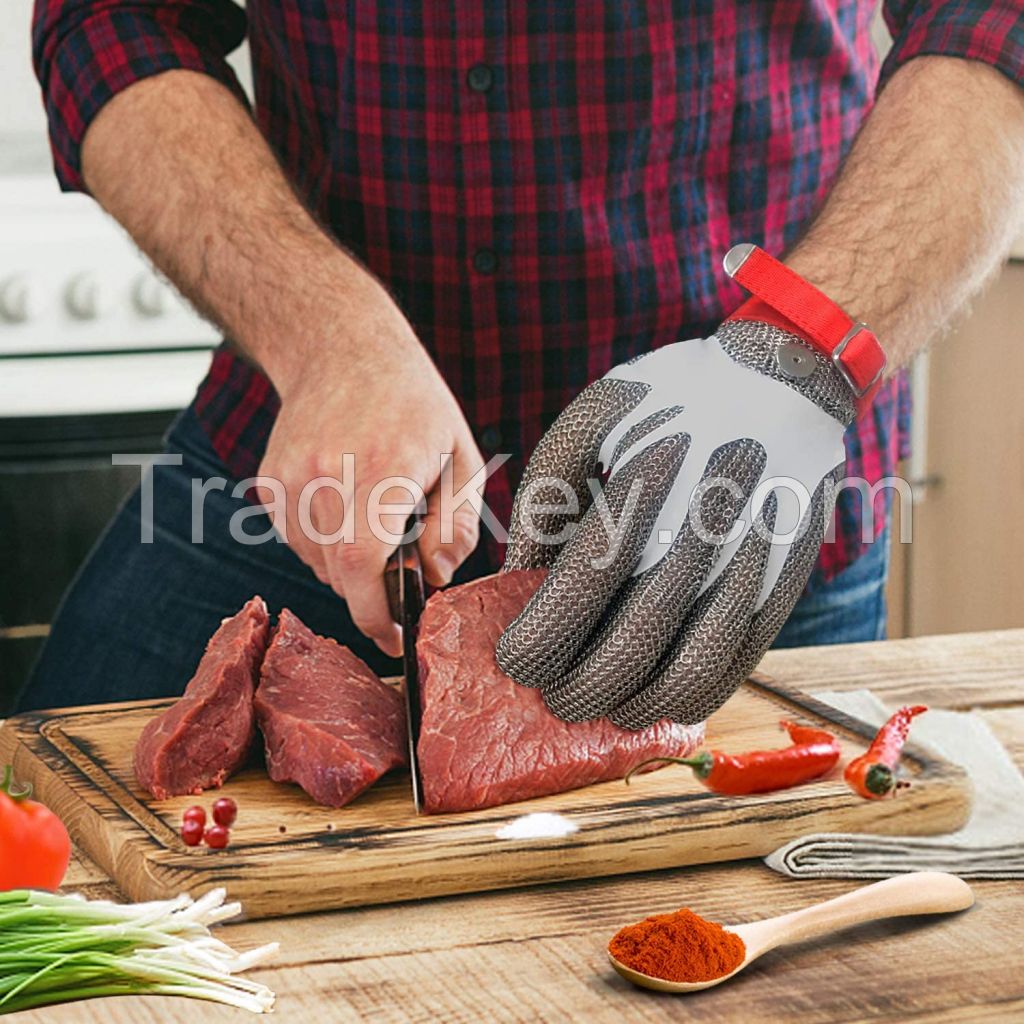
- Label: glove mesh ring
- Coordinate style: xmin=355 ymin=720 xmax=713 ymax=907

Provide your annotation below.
xmin=717 ymin=319 xmax=856 ymax=425
xmin=497 ymin=433 xmax=690 ymax=686
xmin=541 ymin=436 xmax=768 ymax=722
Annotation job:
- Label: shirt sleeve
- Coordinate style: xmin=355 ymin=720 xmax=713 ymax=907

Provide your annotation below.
xmin=880 ymin=1 xmax=1024 ymax=89
xmin=33 ymin=0 xmax=249 ymax=192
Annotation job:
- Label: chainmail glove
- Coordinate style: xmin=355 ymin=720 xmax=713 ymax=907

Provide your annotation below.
xmin=496 ymin=317 xmax=857 ymax=728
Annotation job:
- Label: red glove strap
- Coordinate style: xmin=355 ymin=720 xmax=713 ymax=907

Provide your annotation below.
xmin=722 ymin=244 xmax=886 ymax=410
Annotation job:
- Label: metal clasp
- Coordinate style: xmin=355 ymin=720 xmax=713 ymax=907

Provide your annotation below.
xmin=832 ymin=323 xmax=885 ymax=399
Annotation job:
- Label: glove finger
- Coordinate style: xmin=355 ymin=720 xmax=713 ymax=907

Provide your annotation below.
xmin=497 ymin=433 xmax=690 ymax=687
xmin=504 ymin=378 xmax=651 ymax=570
xmin=542 ymin=437 xmax=767 ymax=722
xmin=704 ymin=467 xmax=841 ymax=702
xmin=608 ymin=492 xmax=778 ymax=730
xmin=608 ymin=405 xmax=686 ymax=472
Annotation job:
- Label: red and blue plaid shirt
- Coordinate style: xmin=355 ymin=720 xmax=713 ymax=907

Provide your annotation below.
xmin=34 ymin=0 xmax=1023 ymax=583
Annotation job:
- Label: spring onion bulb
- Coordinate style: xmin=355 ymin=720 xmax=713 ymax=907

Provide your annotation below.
xmin=0 ymin=887 xmax=277 ymax=1014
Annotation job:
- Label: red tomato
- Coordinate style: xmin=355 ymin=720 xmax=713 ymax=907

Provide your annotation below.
xmin=0 ymin=767 xmax=71 ymax=891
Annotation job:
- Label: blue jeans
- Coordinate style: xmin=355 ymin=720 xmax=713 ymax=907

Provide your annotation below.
xmin=17 ymin=406 xmax=889 ymax=711
xmin=773 ymin=520 xmax=890 ymax=648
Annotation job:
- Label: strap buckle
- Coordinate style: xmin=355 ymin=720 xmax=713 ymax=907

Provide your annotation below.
xmin=723 ymin=243 xmax=888 ymax=408
xmin=832 ymin=323 xmax=886 ymax=399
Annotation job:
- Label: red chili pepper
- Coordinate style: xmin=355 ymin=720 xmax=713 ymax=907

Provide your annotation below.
xmin=0 ymin=765 xmax=71 ymax=892
xmin=845 ymin=705 xmax=927 ymax=799
xmin=626 ymin=720 xmax=841 ymax=795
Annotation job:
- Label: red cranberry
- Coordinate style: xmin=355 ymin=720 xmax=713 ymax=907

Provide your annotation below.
xmin=181 ymin=819 xmax=204 ymax=846
xmin=212 ymin=797 xmax=237 ymax=827
xmin=182 ymin=805 xmax=206 ymax=828
xmin=204 ymin=824 xmax=230 ymax=849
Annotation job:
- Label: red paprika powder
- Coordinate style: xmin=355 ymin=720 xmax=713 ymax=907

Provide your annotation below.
xmin=609 ymin=908 xmax=746 ymax=983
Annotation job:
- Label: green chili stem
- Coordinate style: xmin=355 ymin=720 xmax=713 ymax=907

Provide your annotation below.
xmin=624 ymin=753 xmax=713 ymax=784
xmin=864 ymin=763 xmax=896 ymax=796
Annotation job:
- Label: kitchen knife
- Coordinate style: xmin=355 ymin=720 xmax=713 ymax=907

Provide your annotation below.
xmin=385 ymin=525 xmax=426 ymax=813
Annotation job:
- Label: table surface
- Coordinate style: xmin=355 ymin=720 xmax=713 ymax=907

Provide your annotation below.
xmin=9 ymin=628 xmax=1024 ymax=1024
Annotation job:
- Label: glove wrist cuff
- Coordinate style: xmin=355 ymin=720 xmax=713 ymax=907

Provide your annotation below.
xmin=722 ymin=244 xmax=887 ymax=411
xmin=715 ymin=319 xmax=856 ymax=426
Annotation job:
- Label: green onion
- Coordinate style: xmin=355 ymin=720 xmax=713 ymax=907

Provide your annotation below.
xmin=0 ymin=888 xmax=277 ymax=1014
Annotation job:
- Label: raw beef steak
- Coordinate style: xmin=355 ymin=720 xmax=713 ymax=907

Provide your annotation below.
xmin=133 ymin=596 xmax=270 ymax=800
xmin=255 ymin=609 xmax=406 ymax=807
xmin=416 ymin=570 xmax=705 ymax=814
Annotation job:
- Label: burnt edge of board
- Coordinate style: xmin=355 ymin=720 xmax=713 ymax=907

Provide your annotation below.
xmin=6 ymin=700 xmax=729 ymax=858
xmin=0 ymin=674 xmax=970 ymax=868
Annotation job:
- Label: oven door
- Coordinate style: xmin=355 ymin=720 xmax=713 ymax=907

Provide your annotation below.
xmin=0 ymin=350 xmax=211 ymax=711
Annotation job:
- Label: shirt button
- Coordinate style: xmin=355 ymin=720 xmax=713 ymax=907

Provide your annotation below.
xmin=467 ymin=64 xmax=494 ymax=94
xmin=480 ymin=425 xmax=503 ymax=451
xmin=472 ymin=248 xmax=498 ymax=275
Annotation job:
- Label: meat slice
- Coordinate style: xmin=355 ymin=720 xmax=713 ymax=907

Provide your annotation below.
xmin=417 ymin=570 xmax=705 ymax=814
xmin=255 ymin=609 xmax=406 ymax=807
xmin=133 ymin=596 xmax=270 ymax=801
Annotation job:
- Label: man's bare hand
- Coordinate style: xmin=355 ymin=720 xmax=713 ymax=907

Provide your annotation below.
xmin=256 ymin=280 xmax=485 ymax=657
xmin=81 ymin=71 xmax=485 ymax=656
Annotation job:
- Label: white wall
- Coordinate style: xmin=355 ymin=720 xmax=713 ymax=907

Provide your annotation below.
xmin=0 ymin=0 xmax=47 ymax=137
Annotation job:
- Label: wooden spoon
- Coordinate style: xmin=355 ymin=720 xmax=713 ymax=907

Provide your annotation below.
xmin=609 ymin=871 xmax=974 ymax=993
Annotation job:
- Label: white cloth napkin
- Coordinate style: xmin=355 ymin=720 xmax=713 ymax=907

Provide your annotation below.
xmin=764 ymin=689 xmax=1024 ymax=879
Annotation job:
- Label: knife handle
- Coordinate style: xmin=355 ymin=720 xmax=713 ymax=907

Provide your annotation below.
xmin=384 ymin=550 xmax=402 ymax=624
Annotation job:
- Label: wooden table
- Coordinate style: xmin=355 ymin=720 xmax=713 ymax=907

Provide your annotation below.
xmin=11 ymin=629 xmax=1024 ymax=1023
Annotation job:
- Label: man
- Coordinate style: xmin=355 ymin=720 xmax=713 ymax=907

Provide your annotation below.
xmin=19 ymin=2 xmax=1024 ymax=716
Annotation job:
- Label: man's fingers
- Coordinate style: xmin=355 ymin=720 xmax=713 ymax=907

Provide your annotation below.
xmin=419 ymin=444 xmax=484 ymax=588
xmin=254 ymin=458 xmax=335 ymax=587
xmin=505 ymin=378 xmax=651 ymax=571
xmin=329 ymin=541 xmax=403 ymax=656
xmin=334 ymin=460 xmax=424 ymax=657
xmin=541 ymin=437 xmax=767 ymax=721
xmin=497 ymin=434 xmax=690 ymax=687
xmin=420 ymin=501 xmax=480 ymax=587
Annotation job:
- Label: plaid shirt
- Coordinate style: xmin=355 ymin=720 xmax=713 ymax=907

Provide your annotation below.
xmin=34 ymin=0 xmax=1023 ymax=583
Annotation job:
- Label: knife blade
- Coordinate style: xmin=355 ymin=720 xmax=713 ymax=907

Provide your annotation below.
xmin=385 ymin=522 xmax=426 ymax=813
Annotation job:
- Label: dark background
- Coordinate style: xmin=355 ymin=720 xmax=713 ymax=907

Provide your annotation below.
xmin=0 ymin=409 xmax=174 ymax=714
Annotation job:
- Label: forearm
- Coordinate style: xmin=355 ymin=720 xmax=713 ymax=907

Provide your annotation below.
xmin=81 ymin=69 xmax=410 ymax=397
xmin=786 ymin=57 xmax=1024 ymax=369
xmin=83 ymin=68 xmax=482 ymax=633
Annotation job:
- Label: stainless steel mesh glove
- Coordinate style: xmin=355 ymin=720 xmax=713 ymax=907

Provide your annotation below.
xmin=496 ymin=317 xmax=856 ymax=728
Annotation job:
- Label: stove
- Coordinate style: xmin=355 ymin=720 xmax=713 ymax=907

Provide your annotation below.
xmin=0 ymin=171 xmax=220 ymax=709
xmin=0 ymin=173 xmax=218 ymax=413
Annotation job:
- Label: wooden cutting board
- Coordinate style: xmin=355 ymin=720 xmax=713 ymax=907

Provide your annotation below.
xmin=0 ymin=673 xmax=970 ymax=919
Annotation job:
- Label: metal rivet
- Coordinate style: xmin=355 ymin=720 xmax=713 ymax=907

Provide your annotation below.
xmin=776 ymin=342 xmax=816 ymax=379
xmin=723 ymin=243 xmax=755 ymax=278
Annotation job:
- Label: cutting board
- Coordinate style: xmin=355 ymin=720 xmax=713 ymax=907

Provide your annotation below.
xmin=0 ymin=673 xmax=970 ymax=919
